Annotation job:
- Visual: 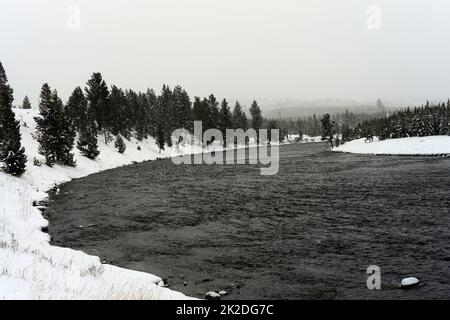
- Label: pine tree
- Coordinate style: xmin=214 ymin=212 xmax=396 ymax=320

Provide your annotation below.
xmin=22 ymin=95 xmax=32 ymax=109
xmin=114 ymin=135 xmax=126 ymax=153
xmin=157 ymin=85 xmax=173 ymax=147
xmin=145 ymin=88 xmax=158 ymax=137
xmin=35 ymin=84 xmax=57 ymax=166
xmin=218 ymin=98 xmax=232 ymax=145
xmin=85 ymin=73 xmax=110 ymax=143
xmin=66 ymin=87 xmax=87 ymax=131
xmin=109 ymin=86 xmax=129 ymax=137
xmin=173 ymin=86 xmax=193 ymax=132
xmin=135 ymin=92 xmax=148 ymax=141
xmin=207 ymin=94 xmax=220 ymax=130
xmin=0 ymin=62 xmax=27 ymax=176
xmin=77 ymin=104 xmax=100 ymax=159
xmin=156 ymin=122 xmax=165 ymax=153
xmin=231 ymin=101 xmax=248 ymax=130
xmin=320 ymin=113 xmax=334 ymax=147
xmin=192 ymin=97 xmax=209 ymax=132
xmin=249 ymin=100 xmax=263 ymax=143
xmin=35 ymin=85 xmax=76 ymax=166
xmin=56 ymin=92 xmax=76 ymax=166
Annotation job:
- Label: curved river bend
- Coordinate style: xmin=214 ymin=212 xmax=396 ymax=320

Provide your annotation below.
xmin=47 ymin=143 xmax=450 ymax=299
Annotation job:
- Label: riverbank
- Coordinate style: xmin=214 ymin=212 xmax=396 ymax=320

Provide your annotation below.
xmin=0 ymin=109 xmax=207 ymax=299
xmin=333 ymin=136 xmax=450 ymax=156
xmin=0 ymin=109 xmax=314 ymax=299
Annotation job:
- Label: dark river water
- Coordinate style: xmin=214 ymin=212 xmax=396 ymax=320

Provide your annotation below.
xmin=47 ymin=143 xmax=450 ymax=299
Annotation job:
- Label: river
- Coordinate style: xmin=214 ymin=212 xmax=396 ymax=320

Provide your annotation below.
xmin=47 ymin=143 xmax=450 ymax=299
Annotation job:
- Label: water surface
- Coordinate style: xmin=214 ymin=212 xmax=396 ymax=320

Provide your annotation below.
xmin=47 ymin=143 xmax=450 ymax=299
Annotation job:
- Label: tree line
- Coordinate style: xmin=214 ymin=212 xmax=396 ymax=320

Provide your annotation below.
xmin=270 ymin=109 xmax=386 ymax=141
xmin=316 ymin=102 xmax=450 ymax=147
xmin=344 ymin=101 xmax=450 ymax=142
xmin=0 ymin=61 xmax=265 ymax=176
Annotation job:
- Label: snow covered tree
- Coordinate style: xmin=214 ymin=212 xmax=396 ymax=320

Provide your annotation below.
xmin=55 ymin=92 xmax=76 ymax=166
xmin=21 ymin=95 xmax=32 ymax=109
xmin=109 ymin=85 xmax=129 ymax=138
xmin=77 ymin=106 xmax=100 ymax=160
xmin=85 ymin=73 xmax=110 ymax=143
xmin=0 ymin=62 xmax=27 ymax=176
xmin=35 ymin=85 xmax=76 ymax=166
xmin=66 ymin=87 xmax=87 ymax=131
xmin=35 ymin=84 xmax=57 ymax=166
xmin=114 ymin=135 xmax=126 ymax=153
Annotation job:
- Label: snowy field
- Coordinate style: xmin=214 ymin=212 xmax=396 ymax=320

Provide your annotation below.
xmin=333 ymin=136 xmax=450 ymax=156
xmin=0 ymin=109 xmax=311 ymax=300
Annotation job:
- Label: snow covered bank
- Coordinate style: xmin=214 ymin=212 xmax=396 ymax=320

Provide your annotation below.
xmin=333 ymin=136 xmax=450 ymax=156
xmin=0 ymin=109 xmax=212 ymax=299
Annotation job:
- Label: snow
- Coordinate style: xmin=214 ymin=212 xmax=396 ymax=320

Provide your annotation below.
xmin=401 ymin=277 xmax=419 ymax=288
xmin=286 ymin=134 xmax=323 ymax=144
xmin=333 ymin=136 xmax=450 ymax=155
xmin=205 ymin=291 xmax=221 ymax=300
xmin=0 ymin=109 xmax=212 ymax=300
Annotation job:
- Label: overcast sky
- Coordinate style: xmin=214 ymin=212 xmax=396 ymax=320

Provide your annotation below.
xmin=1 ymin=0 xmax=450 ymax=108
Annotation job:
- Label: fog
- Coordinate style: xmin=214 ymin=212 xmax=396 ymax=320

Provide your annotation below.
xmin=1 ymin=0 xmax=449 ymax=108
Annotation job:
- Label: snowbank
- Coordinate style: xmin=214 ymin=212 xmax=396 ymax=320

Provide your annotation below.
xmin=333 ymin=136 xmax=450 ymax=156
xmin=0 ymin=109 xmax=212 ymax=300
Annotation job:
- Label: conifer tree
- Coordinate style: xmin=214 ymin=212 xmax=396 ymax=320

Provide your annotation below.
xmin=192 ymin=97 xmax=209 ymax=132
xmin=114 ymin=135 xmax=126 ymax=153
xmin=145 ymin=88 xmax=158 ymax=137
xmin=173 ymin=86 xmax=193 ymax=132
xmin=56 ymin=92 xmax=76 ymax=166
xmin=35 ymin=85 xmax=76 ymax=166
xmin=232 ymin=101 xmax=248 ymax=130
xmin=320 ymin=113 xmax=334 ymax=147
xmin=218 ymin=98 xmax=232 ymax=145
xmin=156 ymin=122 xmax=165 ymax=153
xmin=35 ymin=84 xmax=57 ymax=166
xmin=66 ymin=87 xmax=87 ymax=131
xmin=85 ymin=73 xmax=110 ymax=143
xmin=158 ymin=85 xmax=174 ymax=147
xmin=22 ymin=95 xmax=32 ymax=109
xmin=207 ymin=94 xmax=220 ymax=129
xmin=249 ymin=100 xmax=263 ymax=143
xmin=0 ymin=62 xmax=27 ymax=176
xmin=109 ymin=86 xmax=129 ymax=137
xmin=77 ymin=104 xmax=100 ymax=159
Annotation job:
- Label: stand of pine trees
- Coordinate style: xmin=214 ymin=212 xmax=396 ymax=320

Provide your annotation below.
xmin=1 ymin=61 xmax=277 ymax=176
xmin=350 ymin=102 xmax=450 ymax=141
xmin=0 ymin=62 xmax=27 ymax=176
xmin=35 ymin=84 xmax=76 ymax=166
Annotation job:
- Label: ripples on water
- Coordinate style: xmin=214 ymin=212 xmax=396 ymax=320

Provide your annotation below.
xmin=47 ymin=143 xmax=450 ymax=299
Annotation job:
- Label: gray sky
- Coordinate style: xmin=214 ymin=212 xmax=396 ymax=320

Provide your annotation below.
xmin=1 ymin=0 xmax=450 ymax=108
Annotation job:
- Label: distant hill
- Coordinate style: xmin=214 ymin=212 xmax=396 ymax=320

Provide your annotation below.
xmin=263 ymin=105 xmax=380 ymax=119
